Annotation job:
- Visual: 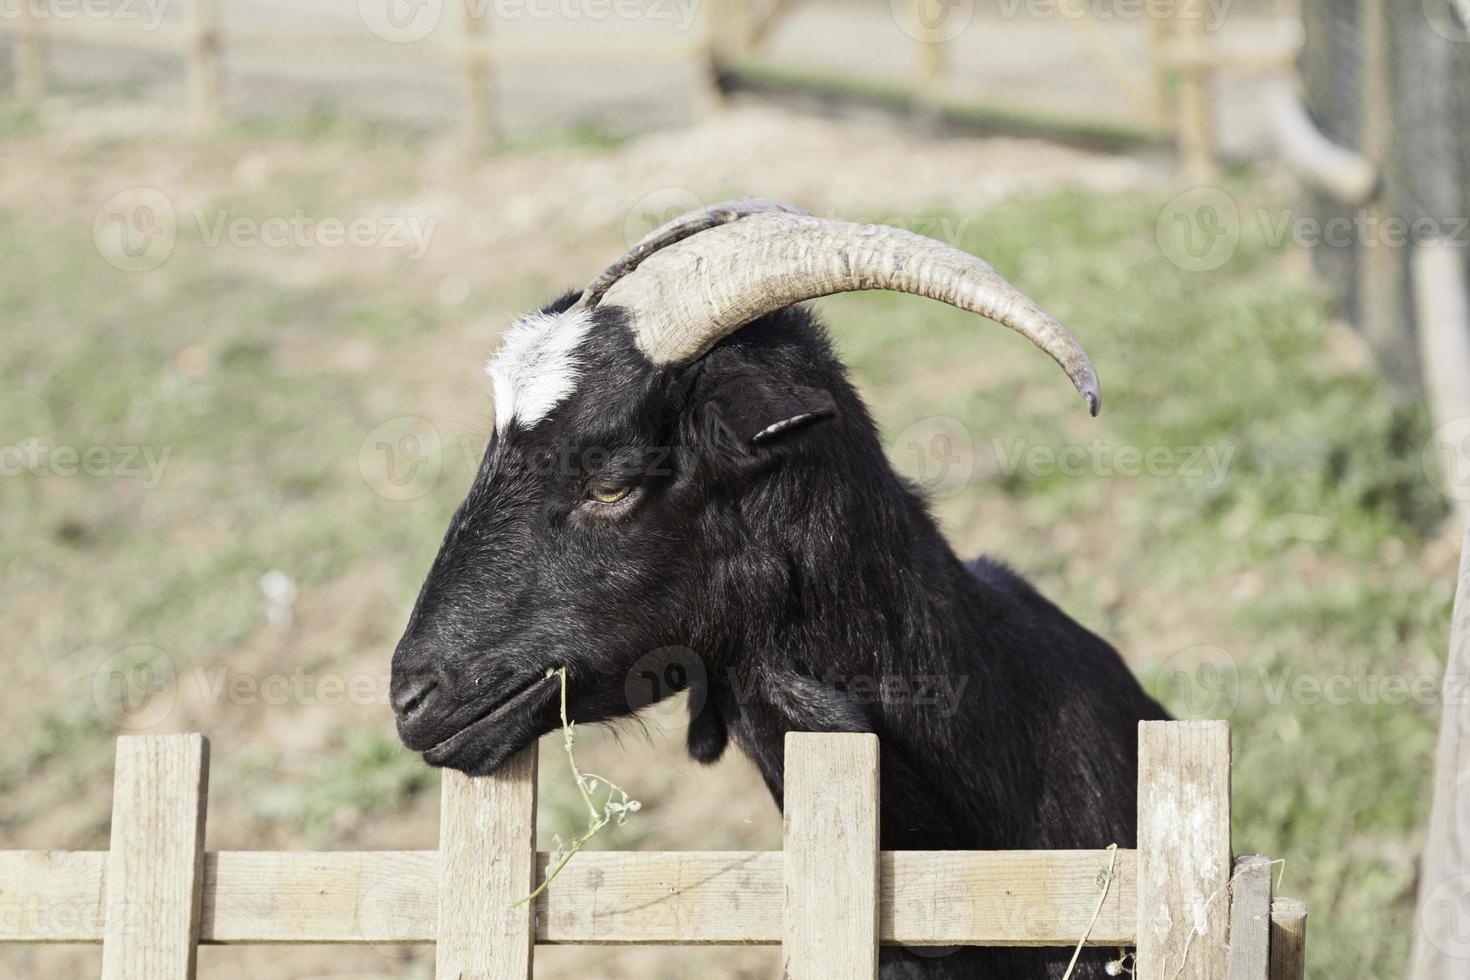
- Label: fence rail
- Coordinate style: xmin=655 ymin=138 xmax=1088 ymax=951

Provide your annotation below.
xmin=0 ymin=722 xmax=1307 ymax=979
xmin=0 ymin=0 xmax=715 ymax=145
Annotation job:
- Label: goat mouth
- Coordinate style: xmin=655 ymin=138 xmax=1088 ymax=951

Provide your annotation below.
xmin=421 ymin=673 xmax=556 ymax=764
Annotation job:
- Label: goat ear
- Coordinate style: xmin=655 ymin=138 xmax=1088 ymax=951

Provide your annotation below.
xmin=699 ymin=371 xmax=837 ymax=458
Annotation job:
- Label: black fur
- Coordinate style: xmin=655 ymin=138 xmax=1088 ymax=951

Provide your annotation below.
xmin=390 ymin=294 xmax=1169 ymax=978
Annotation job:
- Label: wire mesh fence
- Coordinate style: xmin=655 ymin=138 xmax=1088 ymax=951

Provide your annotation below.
xmin=1299 ymin=0 xmax=1470 ymax=392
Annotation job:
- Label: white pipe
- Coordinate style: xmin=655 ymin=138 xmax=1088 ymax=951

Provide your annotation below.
xmin=1265 ymin=81 xmax=1378 ymax=205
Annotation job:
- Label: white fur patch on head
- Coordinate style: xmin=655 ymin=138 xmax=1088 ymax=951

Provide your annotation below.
xmin=486 ymin=308 xmax=596 ymax=433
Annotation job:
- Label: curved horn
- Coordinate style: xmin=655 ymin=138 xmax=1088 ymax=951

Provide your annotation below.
xmin=578 ymin=198 xmax=810 ymax=309
xmin=593 ymin=210 xmax=1102 ymax=415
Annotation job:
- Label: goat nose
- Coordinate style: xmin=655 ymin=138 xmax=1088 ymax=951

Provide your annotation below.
xmin=390 ymin=672 xmax=439 ymax=721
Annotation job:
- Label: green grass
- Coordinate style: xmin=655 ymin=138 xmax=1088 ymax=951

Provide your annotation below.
xmin=0 ymin=132 xmax=1453 ymax=977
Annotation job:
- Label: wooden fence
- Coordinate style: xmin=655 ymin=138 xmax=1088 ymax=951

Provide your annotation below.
xmin=5 ymin=0 xmax=1303 ymax=173
xmin=0 ymin=720 xmax=1304 ymax=978
xmin=0 ymin=0 xmax=715 ymax=144
xmin=715 ymin=0 xmax=1304 ymax=177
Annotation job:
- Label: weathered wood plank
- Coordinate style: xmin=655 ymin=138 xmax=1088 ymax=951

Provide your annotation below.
xmin=1267 ymin=898 xmax=1307 ymax=980
xmin=100 ymin=734 xmax=210 ymax=980
xmin=1226 ymin=854 xmax=1272 ymax=980
xmin=436 ymin=746 xmax=537 ymax=979
xmin=884 ymin=849 xmax=1138 ymax=948
xmin=534 ymin=850 xmax=781 ymax=944
xmin=204 ymin=850 xmax=438 ymax=944
xmin=0 ymin=847 xmax=1145 ymax=946
xmin=0 ymin=850 xmax=109 ymax=942
xmin=1136 ymin=720 xmax=1232 ymax=980
xmin=782 ymin=732 xmax=880 ymax=979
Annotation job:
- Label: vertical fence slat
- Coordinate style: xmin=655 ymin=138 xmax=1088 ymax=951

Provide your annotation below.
xmin=1173 ymin=1 xmax=1215 ymax=182
xmin=14 ymin=0 xmax=44 ymax=99
xmin=782 ymin=732 xmax=880 ymax=980
xmin=100 ymin=734 xmax=210 ymax=980
xmin=1136 ymin=720 xmax=1231 ymax=980
xmin=187 ymin=0 xmax=218 ymax=126
xmin=1226 ymin=854 xmax=1273 ymax=980
xmin=436 ymin=745 xmax=537 ymax=979
xmin=460 ymin=0 xmax=495 ymax=151
xmin=1267 ymin=898 xmax=1307 ymax=980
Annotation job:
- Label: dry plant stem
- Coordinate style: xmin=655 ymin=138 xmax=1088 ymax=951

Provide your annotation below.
xmin=511 ymin=667 xmax=639 ymax=908
xmin=1061 ymin=843 xmax=1119 ymax=980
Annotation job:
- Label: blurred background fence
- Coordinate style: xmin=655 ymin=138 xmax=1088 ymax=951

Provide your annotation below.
xmin=9 ymin=0 xmax=1467 ymax=402
xmin=0 ymin=0 xmax=1296 ymax=159
xmin=1298 ymin=0 xmax=1470 ymax=393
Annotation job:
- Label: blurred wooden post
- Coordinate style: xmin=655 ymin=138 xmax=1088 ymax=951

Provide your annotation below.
xmin=1174 ymin=2 xmax=1215 ymax=182
xmin=436 ymin=746 xmax=537 ymax=978
xmin=461 ymin=0 xmax=495 ymax=151
xmin=1135 ymin=721 xmax=1231 ymax=980
xmin=1411 ymin=521 xmax=1470 ymax=980
xmin=100 ymin=734 xmax=210 ymax=980
xmin=913 ymin=0 xmax=948 ymax=94
xmin=13 ymin=0 xmax=44 ymax=99
xmin=1149 ymin=1 xmax=1175 ymax=128
xmin=1226 ymin=854 xmax=1272 ymax=980
xmin=693 ymin=0 xmax=725 ymax=117
xmin=908 ymin=0 xmax=948 ymax=132
xmin=1355 ymin=0 xmax=1418 ymax=385
xmin=1413 ymin=241 xmax=1470 ymax=525
xmin=782 ymin=732 xmax=880 ymax=980
xmin=187 ymin=0 xmax=219 ymax=126
xmin=1269 ymin=899 xmax=1308 ymax=980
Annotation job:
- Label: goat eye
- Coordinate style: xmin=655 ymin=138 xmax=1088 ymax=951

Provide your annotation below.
xmin=587 ymin=484 xmax=632 ymax=504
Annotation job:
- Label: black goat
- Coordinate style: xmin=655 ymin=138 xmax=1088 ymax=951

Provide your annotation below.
xmin=390 ymin=201 xmax=1169 ymax=979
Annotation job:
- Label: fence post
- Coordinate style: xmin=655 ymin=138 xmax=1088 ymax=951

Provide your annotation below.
xmin=13 ymin=0 xmax=44 ymax=99
xmin=1173 ymin=2 xmax=1215 ymax=182
xmin=100 ymin=733 xmax=210 ymax=980
xmin=461 ymin=0 xmax=495 ymax=151
xmin=1226 ymin=854 xmax=1272 ymax=980
xmin=1136 ymin=720 xmax=1231 ymax=980
xmin=187 ymin=0 xmax=219 ymax=126
xmin=1267 ymin=898 xmax=1307 ymax=980
xmin=782 ymin=732 xmax=880 ymax=980
xmin=908 ymin=0 xmax=948 ymax=131
xmin=436 ymin=745 xmax=537 ymax=979
xmin=1149 ymin=2 xmax=1174 ymax=129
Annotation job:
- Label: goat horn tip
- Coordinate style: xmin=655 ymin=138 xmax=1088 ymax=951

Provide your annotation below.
xmin=1083 ymin=384 xmax=1101 ymax=417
